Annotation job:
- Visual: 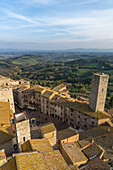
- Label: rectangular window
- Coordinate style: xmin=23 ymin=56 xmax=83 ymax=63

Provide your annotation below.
xmin=23 ymin=137 xmax=25 ymax=142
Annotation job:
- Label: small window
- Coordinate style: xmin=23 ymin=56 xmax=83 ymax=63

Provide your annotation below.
xmin=1 ymin=123 xmax=5 ymax=127
xmin=23 ymin=137 xmax=25 ymax=142
xmin=13 ymin=144 xmax=18 ymax=150
xmin=66 ymin=119 xmax=68 ymax=122
xmin=102 ymin=89 xmax=104 ymax=92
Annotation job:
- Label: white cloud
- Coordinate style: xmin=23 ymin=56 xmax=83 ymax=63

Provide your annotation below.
xmin=1 ymin=8 xmax=40 ymax=25
xmin=0 ymin=4 xmax=113 ymax=49
xmin=34 ymin=8 xmax=113 ymax=41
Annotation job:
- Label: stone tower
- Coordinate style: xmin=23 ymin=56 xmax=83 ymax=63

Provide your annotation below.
xmin=89 ymin=73 xmax=109 ymax=112
xmin=14 ymin=112 xmax=31 ymax=152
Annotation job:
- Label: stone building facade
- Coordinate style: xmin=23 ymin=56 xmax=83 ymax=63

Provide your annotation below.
xmin=13 ymin=84 xmax=30 ymax=109
xmin=89 ymin=73 xmax=109 ymax=112
xmin=14 ymin=112 xmax=31 ymax=152
xmin=0 ymin=78 xmax=15 ymax=113
xmin=13 ymin=73 xmax=110 ymax=130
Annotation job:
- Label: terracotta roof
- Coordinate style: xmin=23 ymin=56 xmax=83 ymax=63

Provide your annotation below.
xmin=24 ymin=89 xmax=35 ymax=96
xmin=1 ymin=150 xmax=68 ymax=170
xmin=43 ymin=150 xmax=68 ymax=170
xmin=58 ymin=128 xmax=78 ymax=140
xmin=31 ymin=85 xmax=46 ymax=92
xmin=82 ymin=142 xmax=103 ymax=160
xmin=61 ymin=90 xmax=68 ymax=93
xmin=50 ymin=94 xmax=60 ymax=102
xmin=15 ymin=152 xmax=48 ymax=170
xmin=79 ymin=126 xmax=113 ymax=161
xmin=0 ymin=102 xmax=12 ymax=124
xmin=40 ymin=122 xmax=56 ymax=134
xmin=94 ymin=133 xmax=113 ymax=161
xmin=14 ymin=112 xmax=28 ymax=123
xmin=0 ymin=157 xmax=16 ymax=170
xmin=53 ymin=84 xmax=66 ymax=92
xmin=21 ymin=138 xmax=53 ymax=153
xmin=61 ymin=143 xmax=88 ymax=166
xmin=0 ymin=77 xmax=10 ymax=80
xmin=16 ymin=86 xmax=28 ymax=93
xmin=78 ymin=137 xmax=93 ymax=149
xmin=0 ymin=125 xmax=14 ymax=144
xmin=42 ymin=90 xmax=54 ymax=98
xmin=81 ymin=157 xmax=111 ymax=170
xmin=79 ymin=126 xmax=113 ymax=140
xmin=55 ymin=98 xmax=110 ymax=120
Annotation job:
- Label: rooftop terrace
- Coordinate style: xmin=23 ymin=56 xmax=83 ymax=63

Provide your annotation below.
xmin=58 ymin=127 xmax=78 ymax=140
xmin=21 ymin=138 xmax=53 ymax=153
xmin=15 ymin=112 xmax=28 ymax=123
xmin=62 ymin=142 xmax=88 ymax=166
xmin=40 ymin=122 xmax=56 ymax=134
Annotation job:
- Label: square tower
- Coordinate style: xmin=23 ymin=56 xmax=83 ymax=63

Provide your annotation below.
xmin=89 ymin=73 xmax=109 ymax=112
xmin=14 ymin=112 xmax=31 ymax=152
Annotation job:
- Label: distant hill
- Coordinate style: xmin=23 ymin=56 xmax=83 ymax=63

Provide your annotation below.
xmin=0 ymin=48 xmax=113 ymax=54
xmin=64 ymin=48 xmax=113 ymax=53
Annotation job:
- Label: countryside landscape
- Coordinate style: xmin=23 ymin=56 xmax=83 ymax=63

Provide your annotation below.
xmin=1 ymin=51 xmax=113 ymax=108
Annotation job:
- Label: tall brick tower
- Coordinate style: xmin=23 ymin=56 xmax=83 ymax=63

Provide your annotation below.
xmin=89 ymin=73 xmax=109 ymax=112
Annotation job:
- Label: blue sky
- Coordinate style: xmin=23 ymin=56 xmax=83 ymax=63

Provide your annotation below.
xmin=0 ymin=0 xmax=113 ymax=50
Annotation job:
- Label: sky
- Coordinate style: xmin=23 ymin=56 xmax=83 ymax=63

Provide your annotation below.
xmin=0 ymin=0 xmax=113 ymax=50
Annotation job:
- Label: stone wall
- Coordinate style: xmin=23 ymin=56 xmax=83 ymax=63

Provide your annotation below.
xmin=89 ymin=73 xmax=109 ymax=112
xmin=15 ymin=119 xmax=31 ymax=152
xmin=0 ymin=86 xmax=15 ymax=113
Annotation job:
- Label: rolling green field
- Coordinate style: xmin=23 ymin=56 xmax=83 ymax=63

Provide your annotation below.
xmin=0 ymin=53 xmax=113 ymax=107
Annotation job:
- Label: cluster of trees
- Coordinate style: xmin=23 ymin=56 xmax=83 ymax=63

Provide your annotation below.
xmin=0 ymin=54 xmax=113 ymax=107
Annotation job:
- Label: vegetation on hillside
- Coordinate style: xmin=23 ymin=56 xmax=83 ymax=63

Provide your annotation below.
xmin=0 ymin=53 xmax=113 ymax=108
